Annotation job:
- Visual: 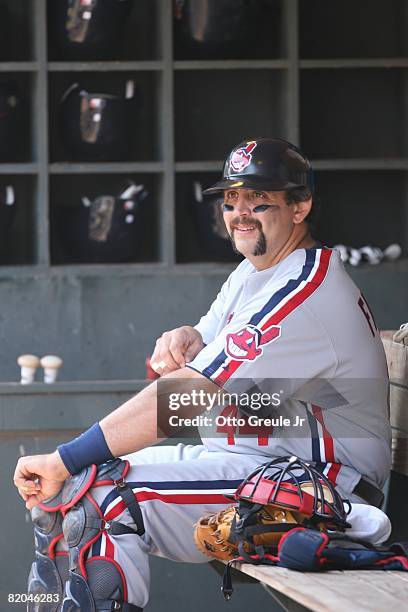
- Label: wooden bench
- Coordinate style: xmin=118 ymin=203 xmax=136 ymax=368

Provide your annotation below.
xmin=228 ymin=332 xmax=408 ymax=612
xmin=230 ymin=564 xmax=408 ymax=612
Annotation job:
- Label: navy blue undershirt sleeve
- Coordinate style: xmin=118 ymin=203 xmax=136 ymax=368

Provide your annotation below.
xmin=57 ymin=422 xmax=114 ymax=475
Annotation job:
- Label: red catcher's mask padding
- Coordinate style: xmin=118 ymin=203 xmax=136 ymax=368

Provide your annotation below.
xmin=237 ymin=479 xmax=315 ymax=517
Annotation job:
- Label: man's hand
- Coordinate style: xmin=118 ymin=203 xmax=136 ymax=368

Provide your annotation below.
xmin=150 ymin=326 xmax=204 ymax=375
xmin=14 ymin=450 xmax=70 ymax=510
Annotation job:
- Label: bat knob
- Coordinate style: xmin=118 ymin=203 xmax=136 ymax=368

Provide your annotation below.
xmin=17 ymin=354 xmax=40 ymax=384
xmin=40 ymin=355 xmax=63 ymax=384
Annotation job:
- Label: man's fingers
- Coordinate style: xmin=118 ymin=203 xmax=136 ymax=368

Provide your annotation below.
xmin=168 ymin=341 xmax=186 ymax=368
xmin=16 ymin=479 xmax=41 ymax=504
xmin=14 ymin=475 xmax=30 ymax=488
xmin=14 ymin=452 xmax=68 ymax=509
xmin=25 ymin=494 xmax=44 ymax=510
xmin=151 ymin=327 xmax=204 ymax=373
xmin=162 ymin=352 xmax=180 ymax=371
xmin=17 ymin=480 xmax=41 ymax=500
xmin=151 ymin=344 xmax=180 ymax=373
xmin=18 ymin=489 xmax=29 ymax=502
xmin=184 ymin=338 xmax=204 ymax=363
xmin=161 ymin=330 xmax=192 ymax=368
xmin=20 ymin=481 xmax=41 ymax=493
xmin=152 ymin=333 xmax=172 ymax=358
xmin=14 ymin=456 xmax=37 ymax=483
xmin=151 ymin=352 xmax=180 ymax=373
xmin=150 ymin=348 xmax=162 ymax=367
xmin=14 ymin=472 xmax=40 ymax=489
xmin=169 ymin=328 xmax=203 ymax=366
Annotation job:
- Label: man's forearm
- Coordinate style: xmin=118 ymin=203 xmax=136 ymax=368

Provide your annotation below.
xmin=100 ymin=379 xmax=163 ymax=456
xmin=15 ymin=365 xmax=218 ymax=507
xmin=100 ymin=365 xmax=216 ymax=455
xmin=57 ymin=366 xmax=215 ymax=474
xmin=56 ymin=380 xmax=162 ymax=474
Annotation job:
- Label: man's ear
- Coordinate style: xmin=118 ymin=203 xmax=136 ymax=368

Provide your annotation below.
xmin=292 ymin=198 xmax=312 ymax=224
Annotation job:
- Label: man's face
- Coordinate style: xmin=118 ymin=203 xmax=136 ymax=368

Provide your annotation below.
xmin=221 ymin=188 xmax=298 ymax=261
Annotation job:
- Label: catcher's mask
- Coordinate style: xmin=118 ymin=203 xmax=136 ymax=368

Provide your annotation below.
xmin=234 ymin=455 xmax=350 ymax=531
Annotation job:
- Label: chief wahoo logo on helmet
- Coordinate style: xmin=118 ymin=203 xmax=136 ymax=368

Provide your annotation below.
xmin=226 ymin=323 xmax=281 ymax=361
xmin=229 ymin=141 xmax=257 ymax=174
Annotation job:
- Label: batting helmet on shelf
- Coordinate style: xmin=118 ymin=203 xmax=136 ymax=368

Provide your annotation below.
xmin=203 ymin=138 xmax=314 ymax=195
xmin=48 ymin=0 xmax=132 ymax=61
xmin=59 ymin=81 xmax=139 ymax=161
xmin=174 ymin=0 xmax=281 ymax=60
xmin=56 ymin=180 xmax=149 ymax=263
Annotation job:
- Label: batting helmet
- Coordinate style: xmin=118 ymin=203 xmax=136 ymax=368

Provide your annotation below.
xmin=203 ymin=137 xmax=314 ymax=195
xmin=59 ymin=81 xmax=139 ymax=162
xmin=48 ymin=0 xmax=132 ymax=61
xmin=56 ymin=180 xmax=149 ymax=264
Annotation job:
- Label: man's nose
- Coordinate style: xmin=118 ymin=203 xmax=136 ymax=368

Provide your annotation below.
xmin=234 ymin=194 xmax=252 ymax=215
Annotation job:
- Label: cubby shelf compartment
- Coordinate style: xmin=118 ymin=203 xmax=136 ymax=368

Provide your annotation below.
xmin=300 ymin=68 xmax=408 ymax=159
xmin=299 ymin=0 xmax=408 ymax=59
xmin=314 ymin=170 xmax=408 ymax=250
xmin=46 ymin=0 xmax=160 ymax=62
xmin=0 ymin=174 xmax=37 ymax=266
xmin=175 ymin=69 xmax=289 ymax=162
xmin=49 ymin=173 xmax=161 ymax=266
xmin=48 ymin=70 xmax=161 ymax=164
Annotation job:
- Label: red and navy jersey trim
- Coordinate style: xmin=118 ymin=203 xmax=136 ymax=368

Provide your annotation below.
xmin=199 ymin=248 xmax=332 ymax=385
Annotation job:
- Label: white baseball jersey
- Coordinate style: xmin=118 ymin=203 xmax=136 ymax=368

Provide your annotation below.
xmin=189 ymin=247 xmax=391 ymax=496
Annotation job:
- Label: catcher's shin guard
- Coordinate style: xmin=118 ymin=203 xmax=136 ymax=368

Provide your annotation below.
xmin=27 ymin=492 xmax=69 ymax=611
xmin=50 ymin=459 xmax=143 ymax=611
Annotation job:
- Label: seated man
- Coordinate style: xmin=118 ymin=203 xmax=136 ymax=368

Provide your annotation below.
xmin=14 ymin=138 xmax=391 ymax=611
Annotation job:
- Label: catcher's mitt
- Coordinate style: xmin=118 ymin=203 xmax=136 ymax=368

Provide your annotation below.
xmin=194 ymin=456 xmax=350 ymax=562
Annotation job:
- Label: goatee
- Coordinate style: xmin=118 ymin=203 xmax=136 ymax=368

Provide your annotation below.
xmin=230 ymin=229 xmax=267 ymax=257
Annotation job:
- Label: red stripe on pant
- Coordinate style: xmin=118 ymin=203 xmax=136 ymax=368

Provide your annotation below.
xmin=312 ymin=404 xmax=340 ymax=485
xmin=104 ymin=491 xmax=233 ymax=522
